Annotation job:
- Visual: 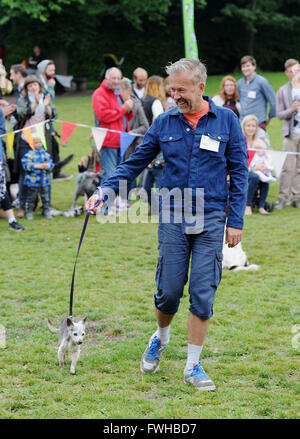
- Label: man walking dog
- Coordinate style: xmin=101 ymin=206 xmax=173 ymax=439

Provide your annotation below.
xmin=87 ymin=58 xmax=248 ymax=391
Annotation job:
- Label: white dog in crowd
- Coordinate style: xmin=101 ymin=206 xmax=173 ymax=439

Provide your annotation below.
xmin=222 ymin=237 xmax=259 ymax=272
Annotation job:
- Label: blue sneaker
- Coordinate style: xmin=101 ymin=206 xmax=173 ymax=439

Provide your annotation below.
xmin=184 ymin=362 xmax=216 ymax=391
xmin=140 ymin=335 xmax=167 ymax=373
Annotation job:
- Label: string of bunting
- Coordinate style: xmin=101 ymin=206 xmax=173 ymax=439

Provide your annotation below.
xmin=1 ymin=120 xmax=300 ymax=177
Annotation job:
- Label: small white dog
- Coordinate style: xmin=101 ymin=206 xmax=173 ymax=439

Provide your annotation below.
xmin=47 ymin=316 xmax=87 ymax=374
xmin=222 ymin=241 xmax=259 ymax=272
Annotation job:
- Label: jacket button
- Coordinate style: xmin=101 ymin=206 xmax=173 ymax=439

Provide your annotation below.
xmin=169 ymin=136 xmax=173 ymax=140
xmin=186 ymin=128 xmax=190 ymax=132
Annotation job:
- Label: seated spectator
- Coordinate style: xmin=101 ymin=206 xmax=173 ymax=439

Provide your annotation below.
xmin=21 ymin=133 xmax=54 ymax=220
xmin=249 ymin=139 xmax=276 ymax=183
xmin=242 ymin=115 xmax=272 ymax=216
xmin=15 ymin=75 xmax=55 ymax=218
xmin=212 ymin=75 xmax=241 ymax=117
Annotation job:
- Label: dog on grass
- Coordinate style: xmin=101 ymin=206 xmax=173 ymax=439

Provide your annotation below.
xmin=71 ymin=171 xmax=102 ymax=209
xmin=47 ymin=316 xmax=87 ymax=374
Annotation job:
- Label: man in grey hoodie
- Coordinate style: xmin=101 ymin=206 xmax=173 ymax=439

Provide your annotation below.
xmin=276 ymin=59 xmax=300 ymax=209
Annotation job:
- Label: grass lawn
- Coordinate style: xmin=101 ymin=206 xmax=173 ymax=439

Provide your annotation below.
xmin=0 ymin=72 xmax=299 ymax=419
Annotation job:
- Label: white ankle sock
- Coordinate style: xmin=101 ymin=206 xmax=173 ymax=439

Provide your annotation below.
xmin=185 ymin=344 xmax=203 ymax=371
xmin=8 ymin=218 xmax=16 ymax=224
xmin=154 ymin=325 xmax=170 ymax=345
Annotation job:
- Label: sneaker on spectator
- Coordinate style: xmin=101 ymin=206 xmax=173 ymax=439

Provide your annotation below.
xmin=53 ymin=172 xmax=73 ymax=181
xmin=140 ymin=335 xmax=167 ymax=373
xmin=184 ymin=362 xmax=216 ymax=391
xmin=43 ymin=210 xmax=52 ymax=219
xmin=27 ymin=211 xmax=34 ymax=220
xmin=9 ymin=220 xmax=25 ymax=231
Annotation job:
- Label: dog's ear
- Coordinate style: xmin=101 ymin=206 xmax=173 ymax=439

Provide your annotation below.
xmin=67 ymin=318 xmax=73 ymax=327
xmin=81 ymin=317 xmax=87 ymax=324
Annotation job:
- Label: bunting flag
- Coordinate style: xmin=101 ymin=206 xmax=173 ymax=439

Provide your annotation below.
xmin=120 ymin=132 xmax=136 ymax=158
xmin=61 ymin=121 xmax=77 ymax=145
xmin=6 ymin=132 xmax=15 ymax=155
xmin=248 ymin=150 xmax=256 ymax=167
xmin=22 ymin=128 xmax=35 ymax=150
xmin=268 ymin=150 xmax=288 ymax=178
xmin=35 ymin=123 xmax=47 ymax=150
xmin=92 ymin=127 xmax=107 ymax=152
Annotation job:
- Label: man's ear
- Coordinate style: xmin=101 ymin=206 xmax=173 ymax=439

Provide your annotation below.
xmin=67 ymin=318 xmax=73 ymax=327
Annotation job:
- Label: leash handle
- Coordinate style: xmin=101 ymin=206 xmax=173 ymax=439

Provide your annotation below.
xmin=69 ymin=196 xmax=102 ymax=317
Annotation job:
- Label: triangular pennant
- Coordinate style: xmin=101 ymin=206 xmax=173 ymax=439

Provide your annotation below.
xmin=35 ymin=123 xmax=47 ymax=150
xmin=268 ymin=150 xmax=288 ymax=178
xmin=6 ymin=132 xmax=15 ymax=155
xmin=248 ymin=149 xmax=256 ymax=167
xmin=92 ymin=127 xmax=107 ymax=152
xmin=61 ymin=121 xmax=77 ymax=145
xmin=22 ymin=128 xmax=35 ymax=150
xmin=120 ymin=132 xmax=136 ymax=157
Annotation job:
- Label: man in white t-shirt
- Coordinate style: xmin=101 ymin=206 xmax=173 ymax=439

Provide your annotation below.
xmin=132 ymin=67 xmax=148 ymax=100
xmin=276 ymin=59 xmax=300 ymax=209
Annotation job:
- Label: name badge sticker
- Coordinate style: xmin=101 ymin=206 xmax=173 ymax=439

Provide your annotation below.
xmin=248 ymin=90 xmax=256 ymax=99
xmin=200 ymin=135 xmax=220 ymax=153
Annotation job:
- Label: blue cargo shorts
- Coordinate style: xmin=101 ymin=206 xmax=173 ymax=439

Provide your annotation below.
xmin=154 ymin=211 xmax=226 ymax=320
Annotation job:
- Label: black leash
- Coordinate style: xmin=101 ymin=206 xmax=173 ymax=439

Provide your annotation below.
xmin=69 ymin=199 xmax=101 ymax=317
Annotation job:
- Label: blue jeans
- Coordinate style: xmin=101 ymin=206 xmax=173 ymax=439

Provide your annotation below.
xmin=154 ymin=211 xmax=226 ymax=320
xmin=100 ymin=147 xmax=121 ymax=184
xmin=144 ymin=167 xmax=163 ymax=212
xmin=18 ymin=139 xmax=31 ymax=206
xmin=247 ymin=172 xmax=269 ymax=209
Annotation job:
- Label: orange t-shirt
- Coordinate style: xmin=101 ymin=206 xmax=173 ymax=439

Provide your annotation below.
xmin=184 ymin=101 xmax=209 ymax=131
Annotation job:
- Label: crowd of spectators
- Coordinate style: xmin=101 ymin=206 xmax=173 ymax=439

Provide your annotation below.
xmin=0 ymin=50 xmax=300 ymax=232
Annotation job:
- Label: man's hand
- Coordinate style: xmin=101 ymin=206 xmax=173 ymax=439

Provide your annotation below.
xmin=225 ymin=227 xmax=242 ymax=248
xmin=123 ymin=98 xmax=133 ymax=113
xmin=291 ymin=101 xmax=300 ymax=113
xmin=85 ymin=193 xmax=103 ymax=215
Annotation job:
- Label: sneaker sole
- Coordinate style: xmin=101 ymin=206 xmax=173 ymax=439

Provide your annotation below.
xmin=140 ymin=360 xmax=160 ymax=374
xmin=184 ymin=379 xmax=216 ymax=391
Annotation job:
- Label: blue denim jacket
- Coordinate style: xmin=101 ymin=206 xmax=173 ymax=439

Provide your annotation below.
xmin=99 ymin=96 xmax=248 ymax=229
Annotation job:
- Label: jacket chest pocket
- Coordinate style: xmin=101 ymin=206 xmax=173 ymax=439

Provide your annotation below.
xmin=159 ymin=134 xmax=185 ymax=158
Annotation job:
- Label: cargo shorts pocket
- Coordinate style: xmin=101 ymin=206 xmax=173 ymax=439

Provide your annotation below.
xmin=213 ymin=251 xmax=223 ymax=287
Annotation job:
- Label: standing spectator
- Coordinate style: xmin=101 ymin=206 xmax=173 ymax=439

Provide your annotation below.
xmin=212 ymin=75 xmax=241 ymax=117
xmin=28 ymin=45 xmax=46 ymax=74
xmin=132 ymin=67 xmax=148 ymax=100
xmin=9 ymin=64 xmax=28 ymax=102
xmin=15 ymin=75 xmax=54 ymax=218
xmin=37 ymin=59 xmax=73 ymax=180
xmin=92 ymin=67 xmax=134 ymax=183
xmin=237 ymin=55 xmax=276 ymax=134
xmin=242 ymin=114 xmax=271 ymax=216
xmin=275 ymin=59 xmax=300 ymax=210
xmin=0 ymin=107 xmax=25 ymax=231
xmin=21 ymin=133 xmax=54 ymax=219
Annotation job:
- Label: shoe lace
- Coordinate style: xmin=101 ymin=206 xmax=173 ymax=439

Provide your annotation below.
xmin=189 ymin=362 xmax=208 ymax=379
xmin=146 ymin=336 xmax=161 ymax=360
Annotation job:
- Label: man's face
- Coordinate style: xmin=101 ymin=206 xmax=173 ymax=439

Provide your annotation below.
xmin=106 ymin=69 xmax=121 ymax=92
xmin=134 ymin=72 xmax=147 ymax=90
xmin=45 ymin=63 xmax=55 ymax=79
xmin=291 ymin=63 xmax=300 ymax=82
xmin=169 ymin=72 xmax=204 ymax=113
xmin=241 ymin=62 xmax=256 ymax=79
xmin=10 ymin=69 xmax=18 ymax=85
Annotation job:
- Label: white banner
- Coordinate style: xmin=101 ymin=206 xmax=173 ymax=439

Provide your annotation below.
xmin=268 ymin=150 xmax=288 ymax=178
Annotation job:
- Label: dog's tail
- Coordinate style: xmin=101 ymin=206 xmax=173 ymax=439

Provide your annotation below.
xmin=232 ymin=264 xmax=260 ymax=272
xmin=46 ymin=318 xmax=59 ymax=333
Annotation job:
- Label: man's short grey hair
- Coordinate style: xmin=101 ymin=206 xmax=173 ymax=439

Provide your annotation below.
xmin=165 ymin=58 xmax=207 ymax=85
xmin=105 ymin=67 xmax=122 ymax=79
